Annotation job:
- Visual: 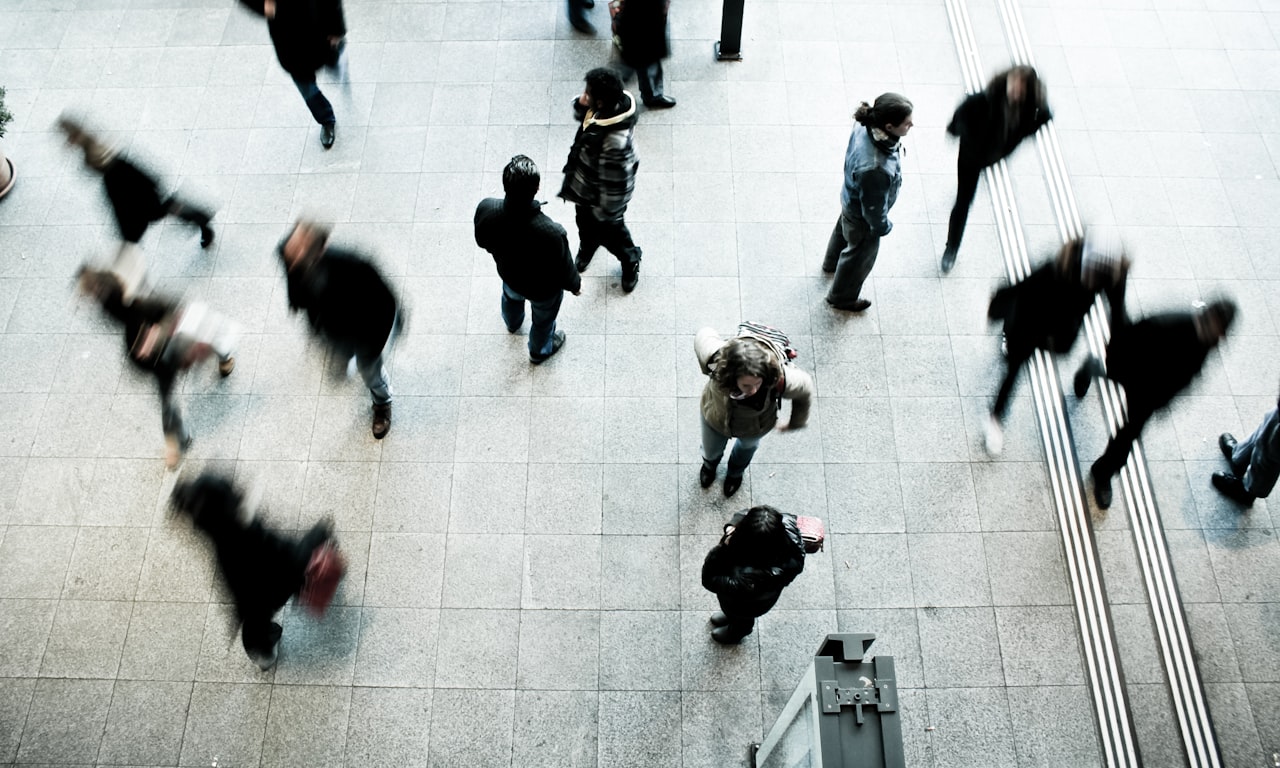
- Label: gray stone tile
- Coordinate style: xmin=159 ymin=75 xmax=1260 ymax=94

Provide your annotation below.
xmin=831 ymin=532 xmax=915 ymax=609
xmin=984 ymin=531 xmax=1072 ymax=607
xmin=434 ymin=608 xmax=519 ymax=689
xmin=364 ymin=532 xmax=446 ymax=608
xmin=602 ymin=463 xmax=679 ymax=535
xmin=599 ymin=611 xmax=681 ymax=691
xmin=971 ymin=460 xmax=1058 ymax=532
xmin=601 ymin=535 xmax=679 ymax=610
xmin=603 ymin=396 xmax=679 ymax=464
xmin=522 ymin=535 xmax=600 ymax=609
xmin=681 ymin=690 xmax=762 ymax=768
xmin=525 ymin=463 xmax=602 ymax=534
xmin=13 ymin=458 xmax=96 ymax=527
xmin=757 ymin=610 xmax=838 ymax=691
xmin=837 ymin=608 xmax=926 ymax=690
xmin=372 ymin=462 xmax=452 ymax=533
xmin=377 ymin=396 xmax=460 ymax=463
xmin=512 ymin=690 xmax=598 ymax=768
xmin=428 ymin=688 xmax=515 ymax=768
xmin=681 ymin=610 xmax=760 ymax=691
xmin=528 ymin=396 xmax=604 ymax=463
xmin=353 ymin=607 xmax=438 ymax=688
xmin=344 ymin=686 xmax=432 ymax=768
xmin=274 ymin=606 xmax=362 ymax=686
xmin=98 ymin=679 xmax=192 ymax=766
xmin=820 ymin=396 xmax=896 ymax=463
xmin=918 ymin=607 xmax=1005 ymax=688
xmin=1206 ymin=682 xmax=1266 ymax=768
xmin=899 ymin=462 xmax=981 ymax=533
xmin=39 ymin=599 xmax=130 ymax=679
xmin=0 ymin=677 xmax=34 ymax=763
xmin=19 ymin=678 xmax=112 ymax=764
xmin=261 ymin=684 xmax=351 ymax=768
xmin=908 ymin=532 xmax=992 ymax=607
xmin=824 ymin=463 xmax=905 ymax=533
xmin=994 ymin=606 xmax=1086 ymax=687
xmin=0 ymin=526 xmax=77 ymax=599
xmin=517 ymin=609 xmax=600 ymax=690
xmin=1006 ymin=685 xmax=1101 ymax=767
xmin=0 ymin=598 xmax=56 ymax=677
xmin=1224 ymin=601 xmax=1280 ymax=683
xmin=598 ymin=690 xmax=682 ymax=768
xmin=924 ymin=687 xmax=1017 ymax=768
xmin=118 ymin=601 xmax=207 ymax=682
xmin=1208 ymin=528 xmax=1280 ymax=603
xmin=441 ymin=533 xmax=524 ymax=609
xmin=194 ymin=602 xmax=275 ymax=685
xmin=453 ymin=395 xmax=530 ymax=463
xmin=301 ymin=461 xmax=379 ymax=531
xmin=62 ymin=525 xmax=148 ymax=600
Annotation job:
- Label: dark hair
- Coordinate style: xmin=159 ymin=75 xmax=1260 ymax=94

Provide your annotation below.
xmin=991 ymin=65 xmax=1040 ymax=101
xmin=502 ymin=154 xmax=540 ymax=201
xmin=853 ymin=93 xmax=913 ymax=130
xmin=585 ymin=67 xmax=625 ymax=110
xmin=726 ymin=505 xmax=792 ymax=565
xmin=711 ymin=337 xmax=782 ymax=393
xmin=1198 ymin=299 xmax=1237 ymax=339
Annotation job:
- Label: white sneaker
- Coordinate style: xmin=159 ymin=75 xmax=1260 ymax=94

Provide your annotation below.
xmin=984 ymin=415 xmax=1004 ymax=457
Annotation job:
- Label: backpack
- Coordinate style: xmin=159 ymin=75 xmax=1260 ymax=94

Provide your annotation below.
xmin=737 ymin=321 xmax=798 ymax=364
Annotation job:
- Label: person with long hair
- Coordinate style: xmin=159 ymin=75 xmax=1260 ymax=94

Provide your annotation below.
xmin=701 ymin=505 xmax=806 ymax=644
xmin=823 ymin=93 xmax=914 ymax=313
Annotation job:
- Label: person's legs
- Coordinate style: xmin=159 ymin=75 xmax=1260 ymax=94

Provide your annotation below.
xmin=826 ymin=211 xmax=881 ymax=308
xmin=157 ymin=372 xmax=190 ymax=467
xmin=711 ymin=613 xmax=756 ymax=643
xmin=355 ymin=352 xmax=393 ymax=407
xmin=163 ymin=195 xmax=215 ymax=248
xmin=575 ymin=205 xmax=601 ymax=271
xmin=992 ymin=348 xmax=1032 ymax=421
xmin=1239 ymin=408 xmax=1279 ymax=497
xmin=1091 ymin=407 xmax=1151 ymax=508
xmin=700 ymin=416 xmax=731 ymax=468
xmin=595 ymin=214 xmax=643 ymax=290
xmin=291 ymin=74 xmax=336 ymax=125
xmin=527 ymin=291 xmax=564 ymax=358
xmin=241 ymin=615 xmax=283 ymax=669
xmin=725 ymin=434 xmax=763 ymax=478
xmin=501 ymin=284 xmax=526 ymax=333
xmin=944 ymin=158 xmax=983 ymax=259
xmin=821 ymin=216 xmax=848 ymax=274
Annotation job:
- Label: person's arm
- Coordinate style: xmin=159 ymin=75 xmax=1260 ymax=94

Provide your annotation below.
xmin=320 ymin=0 xmax=347 ymax=39
xmin=559 ymin=227 xmax=581 ymax=295
xmin=946 ymin=95 xmax=982 ymax=140
xmin=778 ymin=366 xmax=814 ymax=430
xmin=857 ymin=168 xmax=893 ymax=237
xmin=1104 ymin=262 xmax=1130 ymax=332
xmin=694 ymin=327 xmax=726 ymax=375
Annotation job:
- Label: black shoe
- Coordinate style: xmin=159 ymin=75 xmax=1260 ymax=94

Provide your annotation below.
xmin=575 ymin=250 xmax=594 ymax=273
xmin=530 ymin=330 xmax=567 ymax=364
xmin=723 ymin=475 xmax=742 ymax=498
xmin=1091 ymin=462 xmax=1113 ymax=509
xmin=1074 ymin=357 xmax=1104 ymax=398
xmin=644 ymin=95 xmax=677 ymax=109
xmin=1219 ymin=433 xmax=1238 ymax=462
xmin=200 ymin=226 xmax=215 ymax=249
xmin=699 ymin=463 xmax=716 ymax=489
xmin=940 ymin=246 xmax=958 ymax=274
xmin=569 ymin=14 xmax=596 ymax=33
xmin=582 ymin=0 xmax=595 ymax=7
xmin=827 ymin=298 xmax=871 ymax=312
xmin=1212 ymin=471 xmax=1256 ymax=506
xmin=711 ymin=626 xmax=748 ymax=644
xmin=320 ymin=122 xmax=336 ymax=149
xmin=710 ymin=611 xmax=730 ymax=627
xmin=621 ymin=260 xmax=640 ymax=292
xmin=372 ymin=403 xmax=391 ymax=439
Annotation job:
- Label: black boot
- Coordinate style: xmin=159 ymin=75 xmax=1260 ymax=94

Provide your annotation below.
xmin=699 ymin=462 xmax=716 ymax=489
xmin=1212 ymin=471 xmax=1256 ymax=507
xmin=1091 ymin=461 xmax=1113 ymax=509
xmin=621 ymin=258 xmax=640 ymax=292
xmin=1219 ymin=433 xmax=1238 ymax=462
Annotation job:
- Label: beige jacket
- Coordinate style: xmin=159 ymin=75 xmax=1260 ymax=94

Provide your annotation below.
xmin=695 ymin=327 xmax=814 ymax=438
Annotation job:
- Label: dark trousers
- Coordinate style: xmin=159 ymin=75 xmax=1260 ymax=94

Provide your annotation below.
xmin=823 ymin=209 xmax=880 ymax=306
xmin=502 ymin=284 xmax=564 ymax=357
xmin=238 ymin=522 xmax=331 ymax=661
xmin=575 ymin=205 xmax=642 ymax=266
xmin=716 ymin=591 xmax=782 ymax=642
xmin=292 ymin=74 xmax=336 ymax=125
xmin=946 ymin=158 xmax=984 ymax=252
xmin=992 ymin=346 xmax=1033 ymax=420
xmin=636 ymin=62 xmax=666 ymax=103
xmin=119 ymin=195 xmax=212 ymax=245
xmin=1093 ymin=402 xmax=1155 ymax=481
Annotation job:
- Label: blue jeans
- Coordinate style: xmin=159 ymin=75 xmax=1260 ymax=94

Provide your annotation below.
xmin=291 ymin=75 xmax=336 ymax=125
xmin=700 ymin=416 xmax=764 ymax=478
xmin=501 ymin=284 xmax=563 ymax=357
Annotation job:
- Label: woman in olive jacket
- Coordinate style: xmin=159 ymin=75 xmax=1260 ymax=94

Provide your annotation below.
xmin=702 ymin=505 xmax=806 ymax=644
xmin=695 ymin=326 xmax=814 ymax=498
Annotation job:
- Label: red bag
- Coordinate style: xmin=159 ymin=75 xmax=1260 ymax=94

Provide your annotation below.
xmin=796 ymin=515 xmax=825 ymax=554
xmin=299 ymin=542 xmax=347 ymax=617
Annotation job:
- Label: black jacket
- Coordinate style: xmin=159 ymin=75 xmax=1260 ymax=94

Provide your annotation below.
xmin=989 ymin=260 xmax=1126 ymax=357
xmin=98 ymin=289 xmax=184 ymax=397
xmin=282 ymin=247 xmax=398 ymax=359
xmin=617 ymin=0 xmax=671 ymax=68
xmin=240 ymin=0 xmax=345 ymax=78
xmin=947 ymin=73 xmax=1052 ymax=169
xmin=103 ymin=157 xmax=167 ymax=243
xmin=475 ymin=198 xmax=580 ymax=301
xmin=1105 ymin=312 xmax=1212 ymax=415
xmin=702 ymin=516 xmax=806 ymax=618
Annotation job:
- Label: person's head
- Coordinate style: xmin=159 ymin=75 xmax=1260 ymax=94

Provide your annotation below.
xmin=171 ymin=472 xmax=247 ymax=537
xmin=583 ymin=67 xmax=625 ymax=112
xmin=280 ymin=220 xmax=331 ymax=271
xmin=725 ymin=505 xmax=791 ymax=564
xmin=1193 ymin=299 xmax=1236 ymax=346
xmin=712 ymin=338 xmax=782 ymax=400
xmin=853 ymin=93 xmax=914 ymax=138
xmin=502 ymin=154 xmax=540 ymax=202
xmin=998 ymin=65 xmax=1040 ymax=105
xmin=75 ymin=265 xmax=124 ymax=304
xmin=56 ymin=115 xmax=115 ymax=171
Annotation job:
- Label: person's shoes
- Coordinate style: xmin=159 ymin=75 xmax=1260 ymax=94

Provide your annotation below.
xmin=827 ymin=298 xmax=872 ymax=312
xmin=372 ymin=403 xmax=392 ymax=440
xmin=569 ymin=14 xmax=596 ymax=34
xmin=621 ymin=260 xmax=640 ymax=292
xmin=711 ymin=626 xmax=748 ymax=644
xmin=699 ymin=462 xmax=716 ymax=489
xmin=320 ymin=122 xmax=336 ymax=149
xmin=984 ymin=414 xmax=1004 ymax=457
xmin=1212 ymin=471 xmax=1256 ymax=506
xmin=506 ymin=320 xmax=521 ymax=334
xmin=1091 ymin=462 xmax=1113 ymax=509
xmin=250 ymin=645 xmax=279 ymax=671
xmin=1219 ymin=433 xmax=1238 ymax=462
xmin=530 ymin=330 xmax=567 ymax=364
xmin=1074 ymin=357 xmax=1104 ymax=398
xmin=164 ymin=434 xmax=192 ymax=469
xmin=723 ymin=475 xmax=743 ymax=498
xmin=582 ymin=0 xmax=595 ymax=7
xmin=575 ymin=250 xmax=594 ymax=273
xmin=218 ymin=356 xmax=235 ymax=377
xmin=200 ymin=225 xmax=215 ymax=249
xmin=710 ymin=611 xmax=730 ymax=627
xmin=644 ymin=95 xmax=677 ymax=109
xmin=940 ymin=246 xmax=958 ymax=274
xmin=821 ymin=264 xmax=836 ymax=275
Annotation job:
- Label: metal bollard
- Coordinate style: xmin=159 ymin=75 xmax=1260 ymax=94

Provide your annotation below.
xmin=715 ymin=0 xmax=745 ymax=60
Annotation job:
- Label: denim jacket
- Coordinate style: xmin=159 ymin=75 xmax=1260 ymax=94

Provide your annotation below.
xmin=840 ymin=126 xmax=902 ymax=237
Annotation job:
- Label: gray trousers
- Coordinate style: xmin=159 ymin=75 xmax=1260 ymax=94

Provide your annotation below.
xmin=823 ymin=209 xmax=881 ymax=306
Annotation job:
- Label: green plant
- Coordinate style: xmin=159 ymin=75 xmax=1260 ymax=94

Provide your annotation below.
xmin=0 ymin=87 xmax=12 ymax=140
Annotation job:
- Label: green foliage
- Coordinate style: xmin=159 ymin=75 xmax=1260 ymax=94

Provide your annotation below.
xmin=0 ymin=87 xmax=13 ymax=140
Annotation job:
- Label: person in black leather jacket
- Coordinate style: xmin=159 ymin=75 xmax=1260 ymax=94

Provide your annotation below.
xmin=701 ymin=505 xmax=806 ymax=644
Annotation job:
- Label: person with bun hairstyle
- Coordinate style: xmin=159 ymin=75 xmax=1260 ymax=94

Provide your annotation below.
xmin=701 ymin=505 xmax=807 ymax=644
xmin=941 ymin=65 xmax=1051 ymax=273
xmin=823 ymin=93 xmax=914 ymax=313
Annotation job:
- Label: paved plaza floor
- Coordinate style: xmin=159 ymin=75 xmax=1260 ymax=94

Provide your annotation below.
xmin=0 ymin=0 xmax=1278 ymax=766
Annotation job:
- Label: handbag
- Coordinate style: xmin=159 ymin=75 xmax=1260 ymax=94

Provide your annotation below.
xmin=724 ymin=511 xmax=825 ymax=554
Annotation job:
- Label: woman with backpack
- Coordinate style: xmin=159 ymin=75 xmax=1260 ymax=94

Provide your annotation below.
xmin=701 ymin=505 xmax=807 ymax=644
xmin=695 ymin=324 xmax=814 ymax=497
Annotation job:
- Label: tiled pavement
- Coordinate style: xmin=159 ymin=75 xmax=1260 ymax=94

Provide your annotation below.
xmin=0 ymin=0 xmax=1278 ymax=766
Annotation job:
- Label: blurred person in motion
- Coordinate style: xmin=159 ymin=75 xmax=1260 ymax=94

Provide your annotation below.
xmin=172 ymin=472 xmax=345 ymax=670
xmin=77 ymin=267 xmax=238 ymax=467
xmin=475 ymin=155 xmax=581 ymax=364
xmin=568 ymin=0 xmax=597 ymax=33
xmin=613 ymin=0 xmax=676 ymax=108
xmin=238 ymin=0 xmax=348 ymax=149
xmin=823 ymin=93 xmax=913 ymax=313
xmin=1076 ymin=299 xmax=1237 ymax=509
xmin=277 ymin=220 xmax=402 ymax=439
xmin=560 ymin=67 xmax=643 ymax=292
xmin=701 ymin=505 xmax=806 ymax=644
xmin=1213 ymin=385 xmax=1280 ymax=508
xmin=58 ymin=116 xmax=215 ymax=301
xmin=983 ymin=231 xmax=1129 ymax=455
xmin=941 ymin=65 xmax=1051 ymax=274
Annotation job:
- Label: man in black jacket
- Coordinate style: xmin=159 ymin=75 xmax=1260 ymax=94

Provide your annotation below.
xmin=1075 ymin=299 xmax=1237 ymax=509
xmin=615 ymin=0 xmax=676 ymax=108
xmin=239 ymin=0 xmax=347 ymax=149
xmin=278 ymin=220 xmax=401 ymax=438
xmin=476 ymin=155 xmax=581 ymax=364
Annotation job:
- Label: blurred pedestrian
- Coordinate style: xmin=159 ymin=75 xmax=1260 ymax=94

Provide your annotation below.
xmin=983 ymin=231 xmax=1128 ymax=455
xmin=823 ymin=93 xmax=913 ymax=313
xmin=1214 ymin=387 xmax=1280 ymax=507
xmin=77 ymin=268 xmax=238 ymax=467
xmin=172 ymin=472 xmax=345 ymax=670
xmin=559 ymin=68 xmax=643 ymax=292
xmin=695 ymin=324 xmax=813 ymax=498
xmin=238 ymin=0 xmax=348 ymax=149
xmin=941 ymin=65 xmax=1051 ymax=273
xmin=702 ymin=505 xmax=806 ymax=644
xmin=277 ymin=220 xmax=401 ymax=439
xmin=476 ymin=155 xmax=581 ymax=364
xmin=614 ymin=0 xmax=676 ymax=108
xmin=58 ymin=117 xmax=215 ymax=301
xmin=568 ymin=0 xmax=597 ymax=33
xmin=1076 ymin=299 xmax=1237 ymax=509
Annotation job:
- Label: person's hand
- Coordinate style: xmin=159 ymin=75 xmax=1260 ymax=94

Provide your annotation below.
xmin=577 ymin=91 xmax=591 ymax=108
xmin=775 ymin=420 xmax=791 ymax=432
xmin=571 ymin=288 xmax=582 ymax=296
xmin=263 ymin=0 xmax=276 ymax=18
xmin=329 ymin=35 xmax=343 ymax=48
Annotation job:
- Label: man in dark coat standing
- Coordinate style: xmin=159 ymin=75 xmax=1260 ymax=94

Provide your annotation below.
xmin=476 ymin=155 xmax=582 ymax=364
xmin=278 ymin=220 xmax=401 ymax=439
xmin=615 ymin=0 xmax=676 ymax=108
xmin=1075 ymin=299 xmax=1237 ymax=509
xmin=560 ymin=68 xmax=643 ymax=292
xmin=239 ymin=0 xmax=347 ymax=149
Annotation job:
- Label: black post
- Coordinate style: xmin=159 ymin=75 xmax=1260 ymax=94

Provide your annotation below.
xmin=715 ymin=0 xmax=745 ymax=60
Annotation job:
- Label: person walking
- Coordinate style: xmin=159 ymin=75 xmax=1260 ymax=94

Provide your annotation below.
xmin=701 ymin=505 xmax=806 ymax=644
xmin=695 ymin=324 xmax=813 ymax=497
xmin=238 ymin=0 xmax=348 ymax=149
xmin=1213 ymin=387 xmax=1280 ymax=507
xmin=823 ymin=93 xmax=914 ymax=313
xmin=58 ymin=117 xmax=215 ymax=301
xmin=277 ymin=220 xmax=402 ymax=439
xmin=1075 ymin=299 xmax=1237 ymax=509
xmin=983 ymin=232 xmax=1128 ymax=455
xmin=941 ymin=65 xmax=1051 ymax=273
xmin=568 ymin=0 xmax=597 ymax=34
xmin=475 ymin=155 xmax=581 ymax=364
xmin=614 ymin=0 xmax=676 ymax=108
xmin=560 ymin=67 xmax=643 ymax=292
